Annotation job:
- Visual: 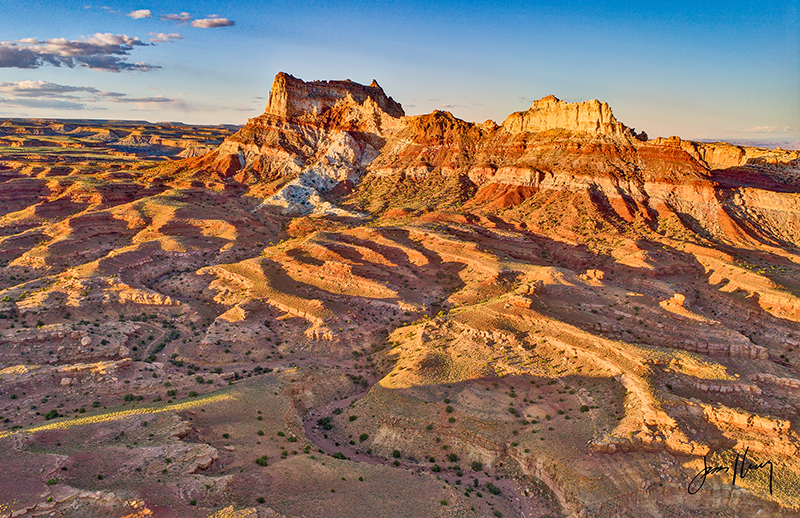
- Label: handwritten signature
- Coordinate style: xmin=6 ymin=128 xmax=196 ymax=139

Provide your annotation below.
xmin=688 ymin=447 xmax=773 ymax=494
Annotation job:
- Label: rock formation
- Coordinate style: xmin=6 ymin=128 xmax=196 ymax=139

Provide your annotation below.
xmin=265 ymin=72 xmax=404 ymax=119
xmin=1 ymin=72 xmax=799 ymax=518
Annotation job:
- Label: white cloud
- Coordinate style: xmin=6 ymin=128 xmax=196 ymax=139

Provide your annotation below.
xmin=149 ymin=32 xmax=182 ymax=43
xmin=191 ymin=15 xmax=235 ymax=28
xmin=160 ymin=12 xmax=192 ymax=24
xmin=0 ymin=33 xmax=157 ymax=72
xmin=127 ymin=9 xmax=152 ymax=19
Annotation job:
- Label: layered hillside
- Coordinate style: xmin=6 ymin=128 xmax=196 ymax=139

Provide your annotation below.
xmin=1 ymin=73 xmax=799 ymax=518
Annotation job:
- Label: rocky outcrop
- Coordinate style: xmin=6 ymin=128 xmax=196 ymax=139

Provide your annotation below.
xmin=703 ymin=404 xmax=792 ymax=435
xmin=753 ymin=373 xmax=800 ymax=390
xmin=501 ymin=95 xmax=637 ymax=138
xmin=265 ymin=72 xmax=404 ymax=119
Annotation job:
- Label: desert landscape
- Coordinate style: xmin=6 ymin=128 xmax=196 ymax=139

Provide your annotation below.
xmin=0 ymin=71 xmax=798 ymax=517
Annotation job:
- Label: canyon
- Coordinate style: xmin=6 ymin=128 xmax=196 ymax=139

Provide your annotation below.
xmin=0 ymin=72 xmax=799 ymax=517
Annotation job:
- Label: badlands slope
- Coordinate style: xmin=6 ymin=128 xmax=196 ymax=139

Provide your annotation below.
xmin=1 ymin=73 xmax=800 ymax=518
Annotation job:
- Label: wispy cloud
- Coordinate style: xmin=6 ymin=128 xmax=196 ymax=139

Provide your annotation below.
xmin=149 ymin=32 xmax=182 ymax=43
xmin=748 ymin=125 xmax=793 ymax=134
xmin=0 ymin=33 xmax=157 ymax=72
xmin=0 ymin=80 xmax=182 ymax=111
xmin=0 ymin=80 xmax=115 ymax=98
xmin=127 ymin=9 xmax=152 ymax=19
xmin=0 ymin=97 xmax=89 ymax=110
xmin=111 ymin=96 xmax=175 ymax=103
xmin=160 ymin=12 xmax=192 ymax=24
xmin=191 ymin=15 xmax=235 ymax=28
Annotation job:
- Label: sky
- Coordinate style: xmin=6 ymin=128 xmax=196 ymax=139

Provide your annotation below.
xmin=0 ymin=0 xmax=798 ymax=141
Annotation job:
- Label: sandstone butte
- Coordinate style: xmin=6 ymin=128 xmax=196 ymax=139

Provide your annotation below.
xmin=0 ymin=72 xmax=799 ymax=518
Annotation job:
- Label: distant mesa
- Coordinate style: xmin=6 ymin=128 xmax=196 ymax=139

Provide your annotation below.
xmin=265 ymin=72 xmax=405 ymax=119
xmin=503 ymin=94 xmax=644 ymax=139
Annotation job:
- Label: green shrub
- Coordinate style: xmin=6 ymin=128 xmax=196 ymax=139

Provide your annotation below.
xmin=256 ymin=455 xmax=269 ymax=466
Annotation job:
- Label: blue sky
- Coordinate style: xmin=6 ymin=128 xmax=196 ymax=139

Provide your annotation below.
xmin=0 ymin=0 xmax=797 ymax=141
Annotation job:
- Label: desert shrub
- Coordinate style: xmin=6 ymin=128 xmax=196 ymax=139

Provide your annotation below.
xmin=317 ymin=417 xmax=333 ymax=430
xmin=471 ymin=461 xmax=482 ymax=472
xmin=392 ymin=449 xmax=401 ymax=458
xmin=486 ymin=482 xmax=502 ymax=495
xmin=359 ymin=433 xmax=369 ymax=442
xmin=580 ymin=405 xmax=590 ymax=412
xmin=255 ymin=455 xmax=269 ymax=466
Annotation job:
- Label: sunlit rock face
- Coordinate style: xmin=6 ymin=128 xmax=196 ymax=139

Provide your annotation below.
xmin=265 ymin=72 xmax=405 ymax=119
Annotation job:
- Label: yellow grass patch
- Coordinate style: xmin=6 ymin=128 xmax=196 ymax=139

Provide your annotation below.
xmin=0 ymin=392 xmax=237 ymax=440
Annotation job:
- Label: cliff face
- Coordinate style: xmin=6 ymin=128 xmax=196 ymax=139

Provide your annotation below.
xmin=265 ymin=72 xmax=404 ymax=119
xmin=501 ymin=95 xmax=636 ymax=137
xmin=188 ymin=72 xmax=800 ymax=248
